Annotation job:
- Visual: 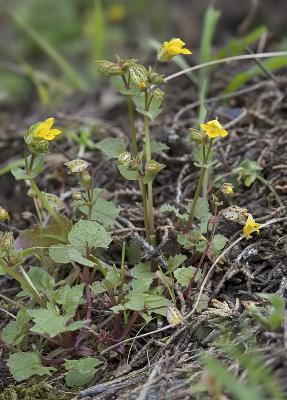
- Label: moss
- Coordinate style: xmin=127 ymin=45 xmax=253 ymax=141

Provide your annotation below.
xmin=0 ymin=382 xmax=71 ymax=400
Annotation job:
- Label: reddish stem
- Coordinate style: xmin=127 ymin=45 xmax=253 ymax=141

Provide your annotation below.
xmin=185 ymin=208 xmax=219 ymax=298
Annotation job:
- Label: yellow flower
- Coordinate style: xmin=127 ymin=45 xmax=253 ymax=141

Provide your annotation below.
xmin=200 ymin=118 xmax=228 ymax=139
xmin=243 ymin=214 xmax=261 ymax=238
xmin=158 ymin=38 xmax=192 ymax=62
xmin=136 ymin=80 xmax=148 ymax=90
xmin=221 ymin=183 xmax=234 ymax=196
xmin=107 ymin=4 xmax=125 ymax=22
xmin=33 ymin=118 xmax=61 ymax=141
xmin=0 ymin=206 xmax=10 ymax=221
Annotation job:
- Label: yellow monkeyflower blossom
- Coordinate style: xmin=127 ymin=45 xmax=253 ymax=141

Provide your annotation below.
xmin=243 ymin=214 xmax=261 ymax=238
xmin=107 ymin=4 xmax=125 ymax=22
xmin=158 ymin=38 xmax=192 ymax=62
xmin=33 ymin=118 xmax=61 ymax=141
xmin=221 ymin=183 xmax=234 ymax=196
xmin=200 ymin=118 xmax=228 ymax=139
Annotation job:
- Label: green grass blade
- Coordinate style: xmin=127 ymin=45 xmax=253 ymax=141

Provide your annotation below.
xmin=203 ymin=357 xmax=263 ymax=400
xmin=224 ymin=56 xmax=287 ymax=93
xmin=199 ymin=6 xmax=221 ymax=65
xmin=91 ymin=0 xmax=106 ymax=77
xmin=214 ymin=26 xmax=267 ymax=59
xmin=198 ymin=5 xmax=221 ymax=119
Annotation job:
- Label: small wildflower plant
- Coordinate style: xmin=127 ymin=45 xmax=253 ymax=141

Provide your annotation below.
xmin=0 ymin=37 xmax=262 ymax=388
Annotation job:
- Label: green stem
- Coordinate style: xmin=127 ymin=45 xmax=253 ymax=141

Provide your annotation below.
xmin=29 ymin=179 xmax=62 ymax=224
xmin=144 ymin=91 xmax=156 ymax=246
xmin=127 ymin=95 xmax=138 ymax=156
xmin=25 ymin=151 xmax=62 ymax=224
xmin=138 ymin=174 xmax=151 ymax=243
xmin=122 ymin=75 xmax=138 ymax=156
xmin=86 ymin=188 xmax=94 ymax=220
xmin=184 ymin=142 xmax=212 ymax=233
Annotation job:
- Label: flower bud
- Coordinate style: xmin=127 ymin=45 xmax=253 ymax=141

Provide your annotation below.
xmin=80 ymin=171 xmax=92 ymax=188
xmin=72 ymin=191 xmax=83 ymax=200
xmin=0 ymin=207 xmax=10 ymax=222
xmin=145 ymin=160 xmax=165 ymax=175
xmin=149 ymin=71 xmax=165 ymax=85
xmin=117 ymin=151 xmax=132 ymax=168
xmin=129 ymin=64 xmax=148 ymax=88
xmin=189 ymin=128 xmax=206 ymax=144
xmin=65 ymin=159 xmax=90 ymax=174
xmin=136 ymin=80 xmax=148 ymax=90
xmin=2 ymin=232 xmax=14 ymax=250
xmin=24 ymin=129 xmax=49 ymax=154
xmin=96 ymin=60 xmax=124 ymax=76
xmin=166 ymin=305 xmax=183 ymax=326
xmin=153 ymin=88 xmax=165 ymax=101
xmin=144 ymin=160 xmax=165 ymax=183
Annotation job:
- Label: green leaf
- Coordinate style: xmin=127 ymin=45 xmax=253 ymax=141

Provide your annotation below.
xmin=143 ymin=294 xmax=171 ymax=316
xmin=193 ymin=198 xmax=210 ymax=219
xmin=105 ymin=268 xmax=121 ymax=289
xmin=68 ymin=220 xmax=112 ymax=250
xmin=133 ymin=93 xmax=162 ymax=120
xmin=127 ymin=241 xmax=142 ymax=263
xmin=130 ymin=262 xmax=155 ymax=292
xmin=159 ymin=204 xmax=187 ymax=221
xmin=168 ymin=254 xmax=187 ymax=272
xmin=49 ymin=244 xmax=71 ymax=264
xmin=17 ymin=267 xmax=55 ymax=299
xmin=212 ymin=234 xmax=229 ymax=254
xmin=111 ymin=75 xmax=139 ymax=96
xmin=177 ymin=233 xmax=194 ymax=250
xmin=29 ymin=303 xmax=85 ymax=337
xmin=95 ymin=137 xmax=127 ymax=158
xmin=16 ymin=214 xmax=71 ymax=250
xmin=64 ymin=357 xmax=103 ymax=387
xmin=68 ymin=247 xmax=95 ymax=267
xmin=91 ymin=281 xmax=107 ymax=294
xmin=117 ymin=164 xmax=139 ymax=180
xmin=80 ymin=198 xmax=120 ymax=228
xmin=173 ymin=266 xmax=196 ymax=287
xmin=1 ymin=309 xmax=30 ymax=346
xmin=28 ymin=267 xmax=55 ymax=294
xmin=151 ymin=140 xmax=169 ymax=154
xmin=7 ymin=352 xmax=55 ymax=382
xmin=11 ymin=154 xmax=45 ymax=181
xmin=188 ymin=197 xmax=211 ymax=233
xmin=55 ymin=284 xmax=85 ymax=316
xmin=124 ymin=293 xmax=145 ymax=311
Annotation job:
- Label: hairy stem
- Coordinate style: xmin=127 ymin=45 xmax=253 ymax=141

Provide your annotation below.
xmin=144 ymin=91 xmax=156 ymax=246
xmin=122 ymin=75 xmax=138 ymax=156
xmin=184 ymin=142 xmax=212 ymax=233
xmin=138 ymin=174 xmax=151 ymax=243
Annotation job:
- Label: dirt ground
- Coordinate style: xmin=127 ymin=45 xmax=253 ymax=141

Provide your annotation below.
xmin=1 ymin=57 xmax=287 ymax=398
